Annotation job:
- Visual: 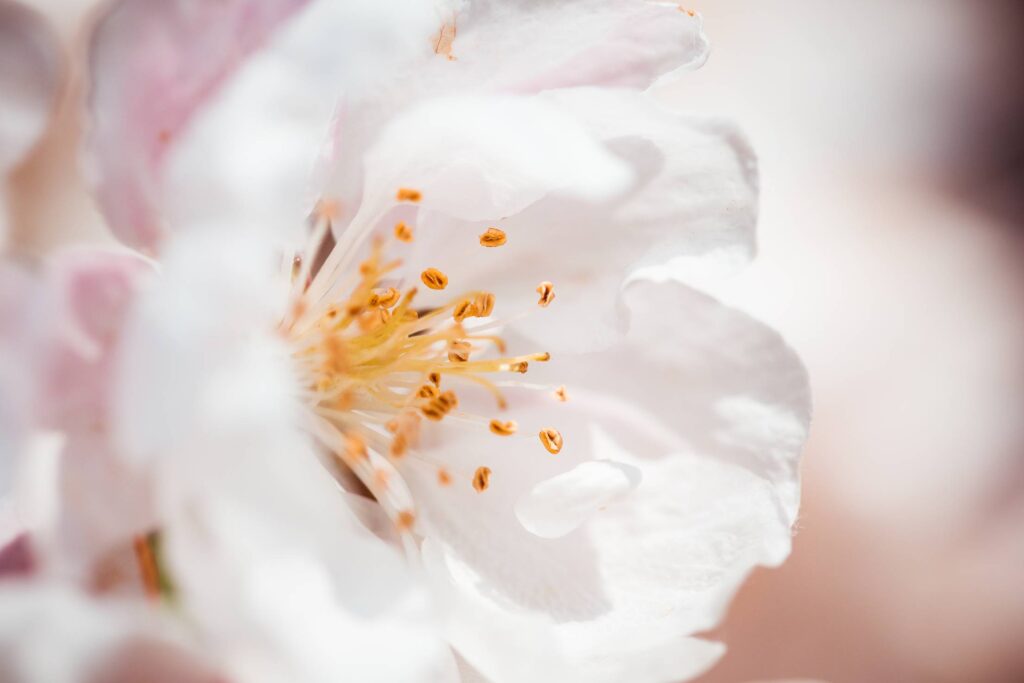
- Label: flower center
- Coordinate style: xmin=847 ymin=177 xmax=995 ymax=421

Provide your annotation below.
xmin=279 ymin=190 xmax=565 ymax=537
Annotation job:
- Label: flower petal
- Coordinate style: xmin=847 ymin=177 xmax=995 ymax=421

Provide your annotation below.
xmin=514 ymin=460 xmax=640 ymax=539
xmin=112 ymin=228 xmax=452 ymax=682
xmin=0 ymin=0 xmax=60 ymax=173
xmin=356 ymin=94 xmax=631 ymax=222
xmin=0 ymin=0 xmax=61 ymax=247
xmin=406 ymin=277 xmax=808 ymax=682
xmin=85 ymin=0 xmax=310 ymax=250
xmin=86 ymin=0 xmax=446 ymax=250
xmin=426 ymin=0 xmax=707 ymax=93
xmin=0 ymin=263 xmax=36 ymax=493
xmin=388 ymin=88 xmax=757 ymax=353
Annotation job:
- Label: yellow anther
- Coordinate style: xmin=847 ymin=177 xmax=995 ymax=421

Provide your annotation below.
xmin=421 ymin=404 xmax=445 ymax=421
xmin=421 ymin=267 xmax=449 ymax=290
xmin=314 ymin=198 xmax=342 ymax=221
xmin=539 ymin=428 xmax=563 ymax=454
xmin=396 ymin=510 xmax=416 ymax=531
xmin=433 ymin=19 xmax=457 ymax=60
xmin=370 ymin=287 xmax=400 ymax=308
xmin=448 ymin=340 xmax=471 ymax=363
xmin=428 ymin=372 xmax=441 ymax=387
xmin=390 ymin=432 xmax=409 ymax=457
xmin=511 ymin=361 xmax=529 ymax=374
xmin=554 ymin=385 xmax=568 ymax=402
xmin=474 ymin=292 xmax=495 ymax=317
xmin=479 ymin=227 xmax=507 ymax=247
xmin=396 ymin=188 xmax=422 ymax=202
xmin=417 ymin=384 xmax=440 ymax=399
xmin=489 ymin=419 xmax=518 ymax=436
xmin=394 ymin=221 xmax=414 ymax=242
xmin=343 ymin=433 xmax=368 ymax=461
xmin=322 ymin=336 xmax=348 ymax=374
xmin=453 ymin=299 xmax=475 ymax=322
xmin=536 ymin=281 xmax=555 ymax=307
xmin=438 ymin=390 xmax=458 ymax=410
xmin=437 ymin=468 xmax=452 ymax=486
xmin=472 ymin=466 xmax=492 ymax=492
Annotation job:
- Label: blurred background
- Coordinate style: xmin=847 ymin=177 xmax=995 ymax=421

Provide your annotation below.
xmin=6 ymin=0 xmax=1024 ymax=681
xmin=660 ymin=1 xmax=1024 ymax=681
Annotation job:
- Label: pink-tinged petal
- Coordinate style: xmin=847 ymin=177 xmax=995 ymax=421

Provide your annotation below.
xmin=0 ymin=264 xmax=38 ymax=493
xmin=451 ymin=1 xmax=708 ymax=93
xmin=0 ymin=0 xmax=61 ymax=173
xmin=85 ymin=0 xmax=310 ymax=250
xmin=54 ymin=434 xmax=156 ymax=582
xmin=86 ymin=638 xmax=225 ymax=683
xmin=0 ymin=533 xmax=35 ymax=578
xmin=0 ymin=0 xmax=61 ymax=247
xmin=36 ymin=248 xmax=153 ymax=433
xmin=407 ymin=278 xmax=808 ymax=683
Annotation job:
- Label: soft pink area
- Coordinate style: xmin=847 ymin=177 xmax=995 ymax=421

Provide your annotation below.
xmin=39 ymin=249 xmax=152 ymax=432
xmin=86 ymin=0 xmax=310 ymax=251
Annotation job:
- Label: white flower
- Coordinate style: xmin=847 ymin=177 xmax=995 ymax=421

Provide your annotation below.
xmin=2 ymin=1 xmax=810 ymax=682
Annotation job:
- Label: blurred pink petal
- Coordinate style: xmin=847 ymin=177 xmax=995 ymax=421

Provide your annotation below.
xmin=85 ymin=0 xmax=309 ymax=250
xmin=0 ymin=0 xmax=62 ymax=246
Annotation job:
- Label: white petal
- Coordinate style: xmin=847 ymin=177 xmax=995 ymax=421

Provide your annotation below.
xmin=409 ymin=277 xmax=808 ymax=683
xmin=386 ymin=89 xmax=757 ymax=352
xmin=86 ymin=0 xmax=442 ymax=250
xmin=417 ymin=0 xmax=707 ymax=93
xmin=354 ymin=94 xmax=630 ymax=224
xmin=515 ymin=460 xmax=640 ymax=539
xmin=0 ymin=583 xmax=131 ymax=683
xmin=112 ymin=228 xmax=451 ymax=682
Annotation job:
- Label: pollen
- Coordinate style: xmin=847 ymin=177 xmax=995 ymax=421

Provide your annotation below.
xmin=433 ymin=18 xmax=457 ymax=60
xmin=421 ymin=268 xmax=449 ymax=290
xmin=472 ymin=466 xmax=492 ymax=492
xmin=394 ymin=221 xmax=414 ymax=242
xmin=479 ymin=227 xmax=507 ymax=247
xmin=536 ymin=281 xmax=555 ymax=307
xmin=539 ymin=428 xmax=563 ymax=454
xmin=448 ymin=340 xmax=471 ymax=363
xmin=396 ymin=510 xmax=416 ymax=531
xmin=396 ymin=188 xmax=422 ymax=202
xmin=287 ymin=211 xmax=568 ymax=536
xmin=554 ymin=385 xmax=568 ymax=402
xmin=489 ymin=419 xmax=518 ymax=436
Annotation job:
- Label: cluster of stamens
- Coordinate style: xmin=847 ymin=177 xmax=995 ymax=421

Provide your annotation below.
xmin=281 ymin=189 xmax=565 ymax=536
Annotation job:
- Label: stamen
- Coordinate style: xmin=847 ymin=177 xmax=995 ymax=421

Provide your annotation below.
xmin=472 ymin=466 xmax=492 ymax=492
xmin=396 ymin=510 xmax=416 ymax=531
xmin=448 ymin=340 xmax=471 ymax=363
xmin=539 ymin=428 xmax=563 ymax=454
xmin=396 ymin=188 xmax=422 ymax=202
xmin=479 ymin=227 xmax=507 ymax=247
xmin=437 ymin=468 xmax=452 ymax=486
xmin=394 ymin=222 xmax=414 ymax=242
xmin=489 ymin=419 xmax=517 ymax=436
xmin=537 ymin=281 xmax=555 ymax=307
xmin=474 ymin=292 xmax=495 ymax=317
xmin=421 ymin=268 xmax=449 ymax=290
xmin=433 ymin=16 xmax=457 ymax=61
xmin=133 ymin=535 xmax=161 ymax=601
xmin=555 ymin=385 xmax=568 ymax=402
